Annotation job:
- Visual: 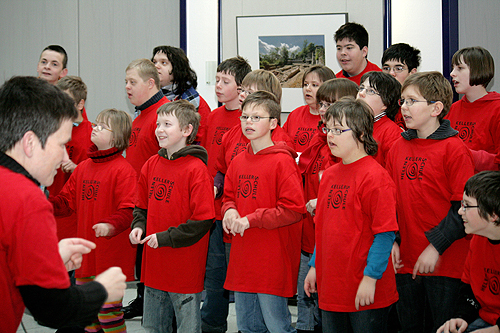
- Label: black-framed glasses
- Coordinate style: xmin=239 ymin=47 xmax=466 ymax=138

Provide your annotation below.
xmin=91 ymin=123 xmax=113 ymax=132
xmin=322 ymin=127 xmax=352 ymax=135
xmin=461 ymin=200 xmax=479 ymax=212
xmin=357 ymin=85 xmax=379 ymax=96
xmin=398 ymin=98 xmax=436 ymax=107
xmin=319 ymin=101 xmax=333 ymax=109
xmin=239 ymin=115 xmax=274 ymax=122
xmin=382 ymin=65 xmax=407 ymax=74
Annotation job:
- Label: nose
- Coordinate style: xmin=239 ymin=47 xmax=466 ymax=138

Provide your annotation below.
xmin=357 ymin=90 xmax=365 ymax=98
xmin=389 ymin=69 xmax=397 ymax=77
xmin=450 ymin=68 xmax=456 ymax=77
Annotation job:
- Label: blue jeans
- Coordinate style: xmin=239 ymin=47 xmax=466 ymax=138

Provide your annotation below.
xmin=201 ymin=220 xmax=231 ymax=333
xmin=143 ymin=286 xmax=202 ymax=333
xmin=465 ymin=318 xmax=492 ymax=332
xmin=321 ymin=306 xmax=391 ymax=333
xmin=235 ymin=292 xmax=296 ymax=333
xmin=396 ymin=274 xmax=462 ymax=333
xmin=296 ymin=252 xmax=321 ymax=331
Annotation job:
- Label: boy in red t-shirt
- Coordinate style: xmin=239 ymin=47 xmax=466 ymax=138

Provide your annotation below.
xmin=283 ymin=65 xmax=335 ymax=153
xmin=305 ymin=97 xmax=398 ymax=332
xmin=201 ymin=55 xmax=251 ymax=333
xmin=222 ymin=91 xmax=305 ymax=333
xmin=48 ymin=76 xmax=93 ymax=241
xmin=438 ymin=171 xmax=500 ymax=333
xmin=130 ymin=100 xmax=215 ymax=332
xmin=356 ymin=71 xmax=402 ymax=168
xmin=386 ymin=72 xmax=475 ymax=332
xmin=447 ymin=46 xmax=500 ymax=172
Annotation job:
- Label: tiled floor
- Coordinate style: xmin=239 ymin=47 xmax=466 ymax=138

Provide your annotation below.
xmin=17 ymin=284 xmax=298 ymax=332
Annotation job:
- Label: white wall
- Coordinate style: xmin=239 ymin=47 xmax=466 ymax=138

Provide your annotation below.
xmin=391 ymin=0 xmax=443 ymax=73
xmin=0 ymin=0 xmax=179 ymax=121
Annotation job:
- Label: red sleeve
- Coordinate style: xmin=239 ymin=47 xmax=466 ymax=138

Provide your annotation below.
xmin=470 ymin=149 xmax=500 ymax=172
xmin=195 ymin=96 xmax=211 ymax=145
xmin=52 ymin=167 xmax=79 ymax=215
xmin=135 ymin=158 xmax=152 ymax=210
xmin=215 ymin=130 xmax=231 ymax=174
xmin=246 ymin=206 xmax=303 ymax=229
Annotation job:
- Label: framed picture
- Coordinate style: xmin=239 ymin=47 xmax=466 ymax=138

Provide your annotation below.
xmin=236 ymin=13 xmax=347 ymax=112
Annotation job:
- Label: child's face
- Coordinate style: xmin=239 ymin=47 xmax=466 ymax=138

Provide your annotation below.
xmin=382 ymin=59 xmax=414 ymax=85
xmin=357 ymin=78 xmax=386 ymax=116
xmin=155 ymin=113 xmax=191 ymax=154
xmin=240 ymin=105 xmax=277 ymax=143
xmin=37 ymin=50 xmax=67 ymax=85
xmin=125 ymin=68 xmax=152 ymax=107
xmin=400 ymin=85 xmax=439 ymax=135
xmin=336 ymin=38 xmax=368 ymax=76
xmin=238 ymin=84 xmax=258 ymax=105
xmin=91 ymin=120 xmax=114 ymax=150
xmin=152 ymin=52 xmax=174 ymax=87
xmin=318 ymin=100 xmax=333 ymax=121
xmin=325 ymin=118 xmax=360 ymax=163
xmin=303 ymin=72 xmax=322 ymax=108
xmin=215 ymin=72 xmax=239 ymax=104
xmin=460 ymin=192 xmax=490 ymax=236
xmin=450 ymin=57 xmax=472 ymax=95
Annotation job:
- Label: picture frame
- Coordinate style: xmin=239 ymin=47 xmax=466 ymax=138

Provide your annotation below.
xmin=236 ymin=13 xmax=347 ymax=113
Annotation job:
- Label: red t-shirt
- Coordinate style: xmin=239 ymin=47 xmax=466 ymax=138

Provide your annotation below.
xmin=283 ymin=105 xmax=321 ymax=153
xmin=137 ymin=154 xmax=215 ymax=294
xmin=48 ymin=119 xmax=93 ymax=240
xmin=126 ymin=96 xmax=169 ymax=176
xmin=386 ymin=135 xmax=475 ymax=278
xmin=373 ymin=116 xmax=403 ymax=168
xmin=445 ymin=92 xmax=500 ymax=171
xmin=1 ymin=166 xmax=70 ymax=333
xmin=462 ymin=235 xmax=500 ymax=325
xmin=222 ymin=143 xmax=306 ymax=297
xmin=335 ymin=60 xmax=382 ymax=85
xmin=315 ymin=156 xmax=398 ymax=312
xmin=56 ymin=151 xmax=137 ymax=281
xmin=195 ymin=95 xmax=211 ymax=145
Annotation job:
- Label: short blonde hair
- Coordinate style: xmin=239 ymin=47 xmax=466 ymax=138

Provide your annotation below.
xmin=56 ymin=76 xmax=87 ymax=102
xmin=96 ymin=108 xmax=132 ymax=151
xmin=241 ymin=90 xmax=281 ymax=120
xmin=241 ymin=70 xmax=282 ymax=103
xmin=157 ymin=100 xmax=200 ymax=145
xmin=126 ymin=59 xmax=160 ymax=89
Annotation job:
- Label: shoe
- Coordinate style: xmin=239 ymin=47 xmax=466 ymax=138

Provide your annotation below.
xmin=122 ymin=295 xmax=143 ymax=319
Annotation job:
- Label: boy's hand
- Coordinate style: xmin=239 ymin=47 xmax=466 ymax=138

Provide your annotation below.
xmin=223 ymin=209 xmax=240 ymax=234
xmin=61 ymin=159 xmax=77 ymax=173
xmin=436 ymin=318 xmax=468 ymax=333
xmin=355 ymin=275 xmax=376 ymax=310
xmin=306 ymin=198 xmax=317 ymax=216
xmin=95 ymin=267 xmax=126 ymax=302
xmin=129 ymin=228 xmax=143 ymax=244
xmin=391 ymin=242 xmax=404 ymax=273
xmin=59 ymin=238 xmax=96 ymax=271
xmin=230 ymin=216 xmax=250 ymax=237
xmin=93 ymin=223 xmax=114 ymax=237
xmin=214 ymin=186 xmax=218 ymax=198
xmin=413 ymin=243 xmax=439 ymax=279
xmin=142 ymin=233 xmax=159 ymax=248
xmin=304 ymin=266 xmax=317 ymax=297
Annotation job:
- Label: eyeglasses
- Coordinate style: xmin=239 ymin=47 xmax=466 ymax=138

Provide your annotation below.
xmin=382 ymin=65 xmax=407 ymax=74
xmin=91 ymin=123 xmax=113 ymax=132
xmin=319 ymin=101 xmax=333 ymax=109
xmin=461 ymin=200 xmax=479 ymax=212
xmin=237 ymin=87 xmax=254 ymax=95
xmin=322 ymin=127 xmax=352 ymax=135
xmin=239 ymin=115 xmax=274 ymax=122
xmin=398 ymin=98 xmax=436 ymax=107
xmin=357 ymin=85 xmax=379 ymax=96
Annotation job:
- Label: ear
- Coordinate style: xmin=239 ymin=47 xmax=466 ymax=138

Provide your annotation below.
xmin=76 ymin=99 xmax=85 ymax=112
xmin=182 ymin=124 xmax=194 ymax=138
xmin=409 ymin=68 xmax=417 ymax=75
xmin=270 ymin=117 xmax=278 ymax=130
xmin=148 ymin=78 xmax=156 ymax=89
xmin=490 ymin=213 xmax=499 ymax=224
xmin=430 ymin=101 xmax=444 ymax=118
xmin=361 ymin=46 xmax=368 ymax=59
xmin=22 ymin=131 xmax=39 ymax=157
xmin=59 ymin=68 xmax=68 ymax=79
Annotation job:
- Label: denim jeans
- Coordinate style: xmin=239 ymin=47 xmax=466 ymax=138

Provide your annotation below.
xmin=465 ymin=318 xmax=492 ymax=332
xmin=201 ymin=220 xmax=231 ymax=333
xmin=296 ymin=252 xmax=321 ymax=331
xmin=143 ymin=286 xmax=202 ymax=333
xmin=321 ymin=306 xmax=391 ymax=333
xmin=396 ymin=274 xmax=462 ymax=333
xmin=235 ymin=292 xmax=296 ymax=333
